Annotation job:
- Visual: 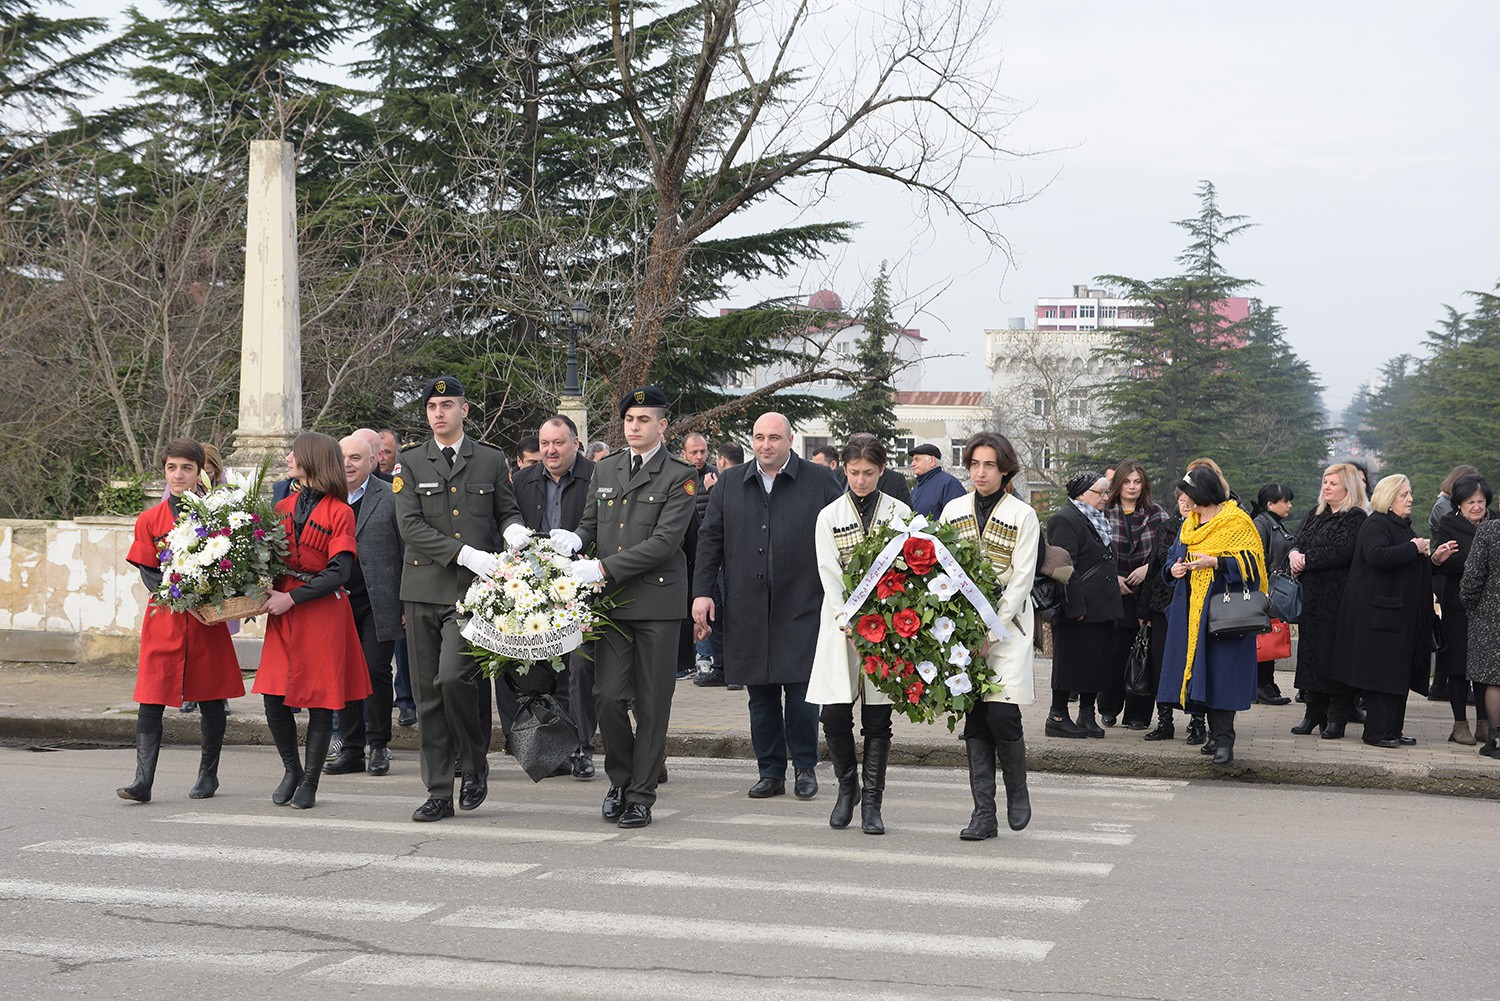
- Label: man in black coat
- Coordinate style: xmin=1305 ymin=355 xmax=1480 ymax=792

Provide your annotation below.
xmin=692 ymin=412 xmax=843 ymax=800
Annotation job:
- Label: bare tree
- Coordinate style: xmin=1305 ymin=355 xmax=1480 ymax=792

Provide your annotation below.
xmin=987 ymin=328 xmax=1112 ymax=492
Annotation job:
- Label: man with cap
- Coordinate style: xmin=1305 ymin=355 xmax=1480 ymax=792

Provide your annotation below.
xmin=394 ymin=375 xmax=528 ymax=822
xmin=909 ymin=442 xmax=966 ymax=520
xmin=557 ymin=386 xmax=697 ymax=829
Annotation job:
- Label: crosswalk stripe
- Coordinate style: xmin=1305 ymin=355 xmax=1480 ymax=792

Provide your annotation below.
xmin=437 ymin=905 xmax=1055 ymax=962
xmin=20 ymin=839 xmax=538 ymax=878
xmin=158 ymin=813 xmax=621 ymax=844
xmin=690 ymin=814 xmax=1134 ymax=845
xmin=660 ymin=759 xmax=1187 ymax=792
xmin=540 ymin=866 xmax=1087 ymax=914
xmin=639 ymin=837 xmax=1113 ymax=876
xmin=0 ymin=937 xmax=320 ymax=971
xmin=0 ymin=879 xmax=435 ymax=921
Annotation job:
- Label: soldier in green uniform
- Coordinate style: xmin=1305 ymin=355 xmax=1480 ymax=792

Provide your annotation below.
xmin=559 ymin=386 xmax=696 ymax=829
xmin=393 ymin=376 xmax=527 ymax=822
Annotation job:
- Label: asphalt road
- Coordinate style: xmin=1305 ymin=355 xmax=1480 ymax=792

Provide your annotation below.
xmin=0 ymin=746 xmax=1493 ymax=1000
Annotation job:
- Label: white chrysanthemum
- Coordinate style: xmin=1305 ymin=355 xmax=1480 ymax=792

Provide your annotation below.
xmin=550 ymin=577 xmax=579 ymax=602
xmin=523 ymin=612 xmax=550 ymax=635
xmin=502 ymin=578 xmax=529 ymax=599
xmin=201 ymin=536 xmax=231 ymax=561
xmin=491 ymin=614 xmax=509 ymax=632
xmin=228 ymin=511 xmax=253 ymax=529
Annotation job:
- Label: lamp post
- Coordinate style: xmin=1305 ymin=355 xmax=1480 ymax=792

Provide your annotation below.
xmin=547 ymin=300 xmax=591 ymax=441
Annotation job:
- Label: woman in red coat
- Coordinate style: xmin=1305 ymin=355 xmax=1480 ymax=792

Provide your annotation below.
xmin=118 ymin=439 xmax=245 ymax=803
xmin=252 ymin=432 xmax=371 ymax=809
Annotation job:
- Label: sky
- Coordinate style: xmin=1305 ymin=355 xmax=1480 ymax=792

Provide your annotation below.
xmin=50 ymin=1 xmax=1500 ymax=417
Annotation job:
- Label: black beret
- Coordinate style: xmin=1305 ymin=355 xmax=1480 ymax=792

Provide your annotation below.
xmin=1066 ymin=470 xmax=1103 ymax=499
xmin=422 ymin=375 xmax=464 ymax=404
xmin=619 ymin=385 xmax=669 ymax=418
xmin=910 ymin=443 xmax=942 ymax=460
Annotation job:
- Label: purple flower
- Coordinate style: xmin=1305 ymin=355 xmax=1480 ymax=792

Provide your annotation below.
xmin=250 ymin=514 xmax=260 ymax=523
xmin=194 ymin=526 xmax=210 ymax=538
xmin=169 ymin=584 xmax=182 ymax=599
xmin=158 ymin=549 xmax=172 ymax=564
xmin=169 ymin=573 xmax=182 ymax=583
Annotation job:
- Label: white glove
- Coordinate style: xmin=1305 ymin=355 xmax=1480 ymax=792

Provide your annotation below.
xmin=567 ymin=559 xmax=606 ymax=584
xmin=549 ymin=529 xmax=583 ymax=556
xmin=457 ymin=545 xmax=500 ymax=578
xmin=502 ymin=523 xmax=532 ymax=550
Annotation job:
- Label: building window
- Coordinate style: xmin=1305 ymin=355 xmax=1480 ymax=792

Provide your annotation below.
xmin=1032 ymin=391 xmax=1053 ymax=417
xmin=801 ymin=436 xmax=829 ymax=460
xmin=1079 ymin=305 xmax=1095 ymax=318
xmin=950 ymin=438 xmax=966 ymax=467
xmin=1041 ymin=445 xmax=1054 ymax=470
xmin=1101 ymin=305 xmax=1117 ymax=320
xmin=1042 ymin=307 xmax=1057 ymax=318
xmin=894 ymin=437 xmax=915 ymax=461
xmin=1067 ymin=392 xmax=1087 ymax=417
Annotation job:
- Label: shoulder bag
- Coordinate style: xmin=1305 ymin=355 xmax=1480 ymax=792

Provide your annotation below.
xmin=1207 ymin=576 xmax=1273 ymax=639
xmin=1268 ymin=571 xmax=1302 ymax=623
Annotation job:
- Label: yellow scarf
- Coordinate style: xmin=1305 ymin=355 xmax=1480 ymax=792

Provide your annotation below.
xmin=1177 ymin=499 xmax=1267 ymax=705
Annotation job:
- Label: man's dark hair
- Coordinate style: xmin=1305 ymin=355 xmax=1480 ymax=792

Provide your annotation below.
xmin=159 ymin=438 xmax=205 ymax=472
xmin=812 ymin=445 xmax=840 ymax=464
xmin=518 ymin=434 xmax=541 ymax=455
xmin=961 ymin=432 xmax=1021 ymax=487
xmin=541 ymin=415 xmax=578 ymax=438
xmin=717 ymin=441 xmax=745 ymax=465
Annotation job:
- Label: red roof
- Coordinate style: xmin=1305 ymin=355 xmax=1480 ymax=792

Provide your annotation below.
xmin=894 ymin=391 xmax=987 ymax=407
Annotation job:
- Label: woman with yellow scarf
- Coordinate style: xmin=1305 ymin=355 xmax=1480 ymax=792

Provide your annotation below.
xmin=1157 ymin=467 xmax=1268 ymax=766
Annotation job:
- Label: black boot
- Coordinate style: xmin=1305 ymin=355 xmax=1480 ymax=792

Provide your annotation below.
xmin=959 ymin=737 xmax=998 ymax=841
xmin=265 ymin=701 xmax=304 ymax=806
xmin=1143 ymin=705 xmax=1175 ymax=741
xmin=859 ymin=736 xmax=890 ymax=835
xmin=291 ymin=724 xmax=332 ymax=810
xmin=1077 ymin=704 xmax=1105 ymax=738
xmin=995 ymin=738 xmax=1031 ymax=832
xmin=825 ymin=728 xmax=859 ymax=830
xmin=189 ymin=701 xmax=226 ymax=800
xmin=1185 ymin=715 xmax=1207 ymax=745
xmin=116 ymin=730 xmax=162 ymax=802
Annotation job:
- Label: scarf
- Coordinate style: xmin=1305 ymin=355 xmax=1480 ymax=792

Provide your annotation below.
xmin=849 ymin=488 xmax=880 ymax=531
xmin=1177 ymin=499 xmax=1266 ymax=705
xmin=974 ymin=487 xmax=1003 ymax=529
xmin=1071 ymin=498 xmax=1113 ymax=546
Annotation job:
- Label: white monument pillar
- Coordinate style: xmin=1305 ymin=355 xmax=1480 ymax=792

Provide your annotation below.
xmin=231 ymin=140 xmax=302 ymax=463
xmin=558 ymin=396 xmax=589 ymax=446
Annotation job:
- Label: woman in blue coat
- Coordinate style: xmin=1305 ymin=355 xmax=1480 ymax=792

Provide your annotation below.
xmin=1158 ymin=467 xmax=1266 ymax=766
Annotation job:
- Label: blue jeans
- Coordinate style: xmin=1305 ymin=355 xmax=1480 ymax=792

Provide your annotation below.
xmin=746 ymin=682 xmax=819 ymax=778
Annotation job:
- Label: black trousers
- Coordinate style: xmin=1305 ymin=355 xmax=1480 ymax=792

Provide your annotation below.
xmin=341 ymin=600 xmax=395 ymax=752
xmin=1206 ymin=708 xmax=1236 ymax=748
xmin=820 ymin=701 xmax=894 ymax=741
xmin=595 ymin=617 xmax=678 ymax=807
xmin=961 ymin=700 xmax=1023 ymax=743
xmin=406 ymin=599 xmax=487 ymax=798
xmin=1362 ymin=690 xmax=1407 ymax=743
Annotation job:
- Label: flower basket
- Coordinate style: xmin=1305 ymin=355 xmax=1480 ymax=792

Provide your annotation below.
xmin=197 ymin=590 xmax=267 ymax=625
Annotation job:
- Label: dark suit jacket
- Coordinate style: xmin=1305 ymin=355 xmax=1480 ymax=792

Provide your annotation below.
xmin=512 ymin=453 xmax=595 ymax=533
xmin=351 ymin=476 xmax=404 ymax=641
xmin=692 ymin=453 xmax=843 ymax=686
xmin=1046 ymin=502 xmax=1123 ymax=624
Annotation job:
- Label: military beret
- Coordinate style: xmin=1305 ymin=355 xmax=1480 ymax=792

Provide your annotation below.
xmin=910 ymin=443 xmax=942 ymax=460
xmin=619 ymin=385 xmax=669 ymax=418
xmin=421 ymin=375 xmax=464 ymax=404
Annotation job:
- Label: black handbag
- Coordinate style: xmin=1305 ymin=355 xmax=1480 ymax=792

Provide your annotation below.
xmin=1124 ymin=623 xmax=1152 ymax=697
xmin=1031 ymin=577 xmax=1065 ymax=622
xmin=1206 ymin=580 xmax=1273 ymax=639
xmin=509 ymin=693 xmax=578 ymax=783
xmin=1268 ymin=571 xmax=1303 ymax=623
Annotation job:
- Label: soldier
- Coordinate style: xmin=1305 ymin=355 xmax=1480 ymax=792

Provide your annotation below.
xmin=393 ymin=376 xmax=527 ymax=822
xmin=559 ymin=386 xmax=696 ymax=829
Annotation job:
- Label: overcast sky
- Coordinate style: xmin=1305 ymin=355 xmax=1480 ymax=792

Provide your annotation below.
xmin=53 ymin=1 xmax=1498 ymax=416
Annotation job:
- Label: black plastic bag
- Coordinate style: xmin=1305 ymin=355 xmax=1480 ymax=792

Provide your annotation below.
xmin=510 ymin=693 xmax=577 ymax=783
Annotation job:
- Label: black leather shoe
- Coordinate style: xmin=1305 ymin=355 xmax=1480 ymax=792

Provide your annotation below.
xmin=1321 ymin=722 xmax=1347 ymax=740
xmin=1123 ymin=719 xmax=1149 ymax=730
xmin=323 ymin=746 xmax=366 ymax=775
xmin=1099 ymin=714 xmax=1117 ymax=727
xmin=602 ymin=786 xmax=625 ymax=822
xmin=397 ymin=707 xmax=418 ymax=727
xmin=794 ymin=768 xmax=818 ymax=800
xmin=366 ymin=746 xmax=390 ymax=776
xmin=1211 ymin=745 xmax=1234 ymax=766
xmin=1363 ymin=737 xmax=1400 ymax=748
xmin=572 ymin=752 xmax=595 ymax=779
xmin=1256 ymin=684 xmax=1292 ymax=706
xmin=748 ymin=777 xmax=786 ymax=798
xmin=1185 ymin=717 xmax=1207 ymax=745
xmin=1398 ymin=735 xmax=1416 ymax=746
xmin=693 ymin=668 xmax=726 ymax=687
xmin=1290 ymin=717 xmax=1324 ymax=735
xmin=1200 ymin=737 xmax=1217 ymax=755
xmin=617 ymin=803 xmax=652 ymax=829
xmin=411 ymin=797 xmax=454 ymax=822
xmin=458 ymin=771 xmax=488 ymax=811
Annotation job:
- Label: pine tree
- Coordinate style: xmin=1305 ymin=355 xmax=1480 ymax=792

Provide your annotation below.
xmin=827 ymin=263 xmax=900 ymax=445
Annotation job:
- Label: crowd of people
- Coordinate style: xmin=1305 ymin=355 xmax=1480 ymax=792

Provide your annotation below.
xmin=113 ymin=385 xmax=1500 ymax=839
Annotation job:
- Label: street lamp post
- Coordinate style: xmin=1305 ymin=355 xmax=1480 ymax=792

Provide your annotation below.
xmin=547 ymin=300 xmax=592 ymax=440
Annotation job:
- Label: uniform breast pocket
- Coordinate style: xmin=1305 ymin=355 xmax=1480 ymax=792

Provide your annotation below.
xmin=466 ymin=483 xmax=494 ymax=517
xmin=636 ymin=493 xmax=666 ymax=513
xmin=1371 ymin=594 xmax=1404 ymax=633
xmin=417 ymin=487 xmax=445 ymax=518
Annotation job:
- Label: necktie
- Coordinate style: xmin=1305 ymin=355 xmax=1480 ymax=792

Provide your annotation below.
xmin=630 ymin=455 xmax=642 ymax=477
xmin=441 ymin=446 xmax=456 ymax=467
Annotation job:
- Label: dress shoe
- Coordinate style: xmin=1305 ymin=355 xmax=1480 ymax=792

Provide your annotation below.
xmin=616 ymin=803 xmax=652 ymax=829
xmin=726 ymin=683 xmax=745 ymax=691
xmin=1211 ymin=745 xmax=1234 ymax=766
xmin=366 ymin=746 xmax=391 ymax=776
xmin=1123 ymin=719 xmax=1149 ymax=730
xmin=1290 ymin=716 xmax=1324 ymax=735
xmin=1200 ymin=737 xmax=1217 ymax=755
xmin=323 ymin=746 xmax=366 ymax=775
xmin=1044 ymin=713 xmax=1088 ymax=738
xmin=794 ymin=768 xmax=818 ymax=800
xmin=602 ymin=786 xmax=626 ymax=822
xmin=1321 ymin=721 xmax=1347 ymax=740
xmin=397 ymin=707 xmax=418 ymax=727
xmin=1099 ymin=714 xmax=1117 ymax=727
xmin=411 ymin=797 xmax=454 ymax=822
xmin=458 ymin=771 xmax=488 ymax=810
xmin=1256 ymin=684 xmax=1292 ymax=706
xmin=1398 ymin=735 xmax=1416 ymax=746
xmin=693 ymin=668 xmax=726 ymax=687
xmin=748 ymin=776 xmax=786 ymax=798
xmin=1363 ymin=737 xmax=1400 ymax=749
xmin=572 ymin=751 xmax=595 ymax=779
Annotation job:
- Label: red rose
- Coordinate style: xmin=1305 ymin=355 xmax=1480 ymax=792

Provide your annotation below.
xmin=880 ymin=660 xmax=893 ymax=680
xmin=901 ymin=660 xmax=915 ymax=677
xmin=875 ymin=569 xmax=907 ymax=599
xmin=892 ymin=608 xmax=921 ymax=638
xmin=855 ymin=613 xmax=887 ymax=644
xmin=906 ymin=681 xmax=925 ymax=703
xmin=862 ymin=655 xmax=885 ymax=676
xmin=903 ymin=537 xmax=938 ymax=575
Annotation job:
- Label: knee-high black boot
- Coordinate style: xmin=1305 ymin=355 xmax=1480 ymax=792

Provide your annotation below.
xmin=859 ymin=737 xmax=890 ymax=835
xmin=291 ymin=717 xmax=332 ymax=810
xmin=116 ymin=711 xmax=163 ymax=803
xmin=824 ymin=727 xmax=859 ymax=830
xmin=189 ymin=700 xmax=227 ymax=800
xmin=958 ymin=737 xmax=998 ymax=841
xmin=264 ymin=697 xmax=303 ymax=805
xmin=995 ymin=737 xmax=1031 ymax=831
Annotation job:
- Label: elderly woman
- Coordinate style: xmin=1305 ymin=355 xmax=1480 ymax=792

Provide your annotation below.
xmin=1432 ymin=475 xmax=1494 ymax=745
xmin=1136 ymin=486 xmax=1207 ymax=743
xmin=1044 ymin=471 xmax=1123 ymax=738
xmin=1157 ymin=467 xmax=1266 ymax=766
xmin=1287 ymin=464 xmax=1368 ymax=738
xmin=1460 ymin=518 xmax=1500 ymax=757
xmin=807 ymin=436 xmax=912 ymax=834
xmin=1099 ymin=460 xmax=1169 ymax=729
xmin=1331 ymin=475 xmax=1457 ymax=747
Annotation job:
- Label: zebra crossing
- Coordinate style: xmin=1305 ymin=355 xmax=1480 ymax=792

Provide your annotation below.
xmin=1 ymin=752 xmax=1188 ymax=1000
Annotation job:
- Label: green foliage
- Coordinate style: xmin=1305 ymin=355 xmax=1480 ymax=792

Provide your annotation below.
xmin=95 ymin=476 xmax=148 ymax=516
xmin=827 ymin=262 xmax=900 ymax=445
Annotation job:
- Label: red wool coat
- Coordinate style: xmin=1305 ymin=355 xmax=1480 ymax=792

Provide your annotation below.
xmin=252 ymin=494 xmax=371 ymax=710
xmin=128 ymin=499 xmax=245 ymax=705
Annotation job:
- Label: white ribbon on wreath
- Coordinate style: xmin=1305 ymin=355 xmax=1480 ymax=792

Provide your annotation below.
xmin=841 ymin=514 xmax=1009 ymax=642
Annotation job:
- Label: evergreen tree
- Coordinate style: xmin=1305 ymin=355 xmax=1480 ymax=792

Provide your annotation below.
xmin=1231 ymin=301 xmax=1335 ymax=494
xmin=827 ymin=263 xmax=900 ymax=445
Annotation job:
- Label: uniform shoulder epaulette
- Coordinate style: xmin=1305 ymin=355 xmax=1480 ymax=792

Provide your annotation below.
xmin=400 ymin=441 xmax=422 ymax=452
xmin=475 ymin=438 xmax=505 ymax=452
xmin=665 ymin=454 xmax=695 ymax=470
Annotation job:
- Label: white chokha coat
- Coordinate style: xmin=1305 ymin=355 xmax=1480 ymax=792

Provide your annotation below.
xmin=805 ymin=491 xmax=912 ymax=706
xmin=938 ymin=490 xmax=1040 ymax=706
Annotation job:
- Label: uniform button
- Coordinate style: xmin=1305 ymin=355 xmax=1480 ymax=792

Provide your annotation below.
xmin=757 ymin=573 xmax=764 ymax=580
xmin=761 ymin=525 xmax=767 ymax=531
xmin=622 ymin=499 xmax=628 ymax=505
xmin=412 ymin=560 xmax=418 ymax=565
xmin=619 ymin=523 xmax=625 ymax=529
xmin=758 ymin=548 xmax=764 ymax=554
xmin=616 ymin=546 xmax=623 ymax=552
xmin=454 ymin=532 xmax=461 ymax=539
xmin=658 ymin=576 xmax=665 ymax=583
xmin=451 ymin=486 xmax=458 ymax=493
xmin=452 ymin=508 xmax=460 ymax=516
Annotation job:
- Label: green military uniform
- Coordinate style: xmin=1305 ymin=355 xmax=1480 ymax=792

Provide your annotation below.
xmin=394 ymin=430 xmax=521 ymax=802
xmin=577 ymin=442 xmax=697 ymax=809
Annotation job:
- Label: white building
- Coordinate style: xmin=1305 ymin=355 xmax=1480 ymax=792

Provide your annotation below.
xmin=791 ymin=391 xmax=992 ymax=476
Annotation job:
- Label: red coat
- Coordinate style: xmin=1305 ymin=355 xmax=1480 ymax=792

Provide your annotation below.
xmin=128 ymin=499 xmax=245 ymax=706
xmin=252 ymin=494 xmax=372 ymax=709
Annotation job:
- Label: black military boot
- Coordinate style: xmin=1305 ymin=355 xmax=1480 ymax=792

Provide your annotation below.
xmin=859 ymin=737 xmax=890 ymax=835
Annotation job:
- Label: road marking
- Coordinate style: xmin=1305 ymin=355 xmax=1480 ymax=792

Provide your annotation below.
xmin=158 ymin=813 xmax=620 ymax=844
xmin=693 ymin=814 xmax=1134 ymax=845
xmin=21 ymin=839 xmax=538 ymax=878
xmin=0 ymin=937 xmax=320 ymax=971
xmin=656 ymin=762 xmax=1177 ymax=799
xmin=638 ymin=837 xmax=1112 ymax=876
xmin=438 ymin=905 xmax=1055 ymax=962
xmin=0 ymin=879 xmax=435 ymax=921
xmin=540 ymin=866 xmax=1086 ymax=914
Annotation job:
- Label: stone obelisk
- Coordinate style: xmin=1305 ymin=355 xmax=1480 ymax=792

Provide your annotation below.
xmin=231 ymin=140 xmax=302 ymax=464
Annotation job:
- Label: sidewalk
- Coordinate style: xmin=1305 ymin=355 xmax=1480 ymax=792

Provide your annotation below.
xmin=2 ymin=659 xmax=1496 ymax=800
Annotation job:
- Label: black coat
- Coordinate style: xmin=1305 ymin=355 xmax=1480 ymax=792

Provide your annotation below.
xmin=512 ymin=453 xmax=595 ymax=533
xmin=1291 ymin=507 xmax=1366 ymax=693
xmin=692 ymin=453 xmax=843 ymax=685
xmin=1431 ymin=510 xmax=1490 ymax=679
xmin=1045 ymin=503 xmax=1123 ymax=624
xmin=1331 ymin=512 xmax=1433 ymax=697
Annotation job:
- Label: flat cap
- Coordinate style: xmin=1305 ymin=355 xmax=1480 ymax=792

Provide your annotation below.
xmin=619 ymin=385 xmax=669 ymax=418
xmin=910 ymin=443 xmax=942 ymax=460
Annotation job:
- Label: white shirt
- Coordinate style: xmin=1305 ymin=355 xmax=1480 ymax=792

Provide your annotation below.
xmin=628 ymin=440 xmax=662 ymax=470
xmin=347 ymin=476 xmax=372 ymax=505
xmin=757 ymin=454 xmax=790 ymax=494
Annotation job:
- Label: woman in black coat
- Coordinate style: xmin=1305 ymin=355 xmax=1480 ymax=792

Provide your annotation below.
xmin=1250 ymin=483 xmax=1297 ymax=706
xmin=1430 ymin=474 xmax=1493 ymax=746
xmin=1044 ymin=471 xmax=1124 ymax=738
xmin=1331 ymin=475 xmax=1457 ymax=747
xmin=1287 ymin=463 xmax=1368 ymax=737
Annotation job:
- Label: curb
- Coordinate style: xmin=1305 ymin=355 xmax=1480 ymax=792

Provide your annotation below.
xmin=7 ymin=713 xmax=1497 ymax=801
